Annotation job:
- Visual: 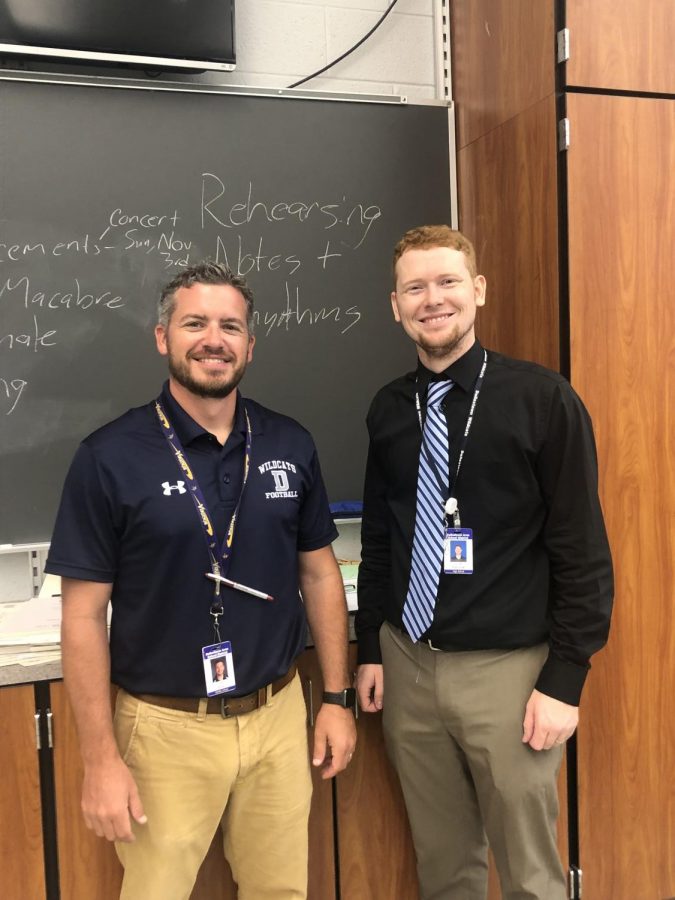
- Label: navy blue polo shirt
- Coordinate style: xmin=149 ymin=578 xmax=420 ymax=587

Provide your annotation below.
xmin=46 ymin=382 xmax=338 ymax=697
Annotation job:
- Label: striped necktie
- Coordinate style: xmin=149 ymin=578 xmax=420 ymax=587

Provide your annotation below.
xmin=402 ymin=379 xmax=454 ymax=642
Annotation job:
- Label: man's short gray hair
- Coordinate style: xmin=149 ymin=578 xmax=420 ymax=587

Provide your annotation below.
xmin=157 ymin=260 xmax=255 ymax=332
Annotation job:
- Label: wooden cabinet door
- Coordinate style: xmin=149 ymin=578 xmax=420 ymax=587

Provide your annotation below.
xmin=335 ymin=646 xmax=419 ymax=900
xmin=297 ymin=649 xmax=338 ymax=900
xmin=451 ymin=0 xmax=555 ymax=149
xmin=566 ymin=0 xmax=675 ymax=93
xmin=0 ymin=684 xmax=46 ymax=900
xmin=50 ymin=681 xmax=237 ymax=900
xmin=567 ymin=91 xmax=675 ymax=900
xmin=51 ymin=682 xmax=124 ymax=900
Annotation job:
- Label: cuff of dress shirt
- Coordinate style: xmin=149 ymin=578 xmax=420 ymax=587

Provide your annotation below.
xmin=534 ymin=651 xmax=589 ymax=706
xmin=356 ymin=630 xmax=383 ymax=666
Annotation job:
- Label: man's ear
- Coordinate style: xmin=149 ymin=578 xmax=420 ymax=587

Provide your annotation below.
xmin=155 ymin=324 xmax=168 ymax=356
xmin=391 ymin=291 xmax=402 ymax=322
xmin=474 ymin=275 xmax=487 ymax=308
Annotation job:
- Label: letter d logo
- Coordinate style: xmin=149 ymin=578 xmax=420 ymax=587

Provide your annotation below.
xmin=271 ymin=470 xmax=289 ymax=492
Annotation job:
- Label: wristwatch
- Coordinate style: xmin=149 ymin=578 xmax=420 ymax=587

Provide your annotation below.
xmin=322 ymin=688 xmax=356 ymax=709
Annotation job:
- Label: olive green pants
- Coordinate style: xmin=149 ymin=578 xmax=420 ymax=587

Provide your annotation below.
xmin=380 ymin=623 xmax=567 ymax=900
xmin=114 ymin=673 xmax=312 ymax=900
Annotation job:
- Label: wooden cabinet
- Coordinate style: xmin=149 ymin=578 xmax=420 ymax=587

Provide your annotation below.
xmin=51 ymin=681 xmax=239 ymax=900
xmin=0 ymin=684 xmax=46 ymax=900
xmin=566 ymin=0 xmax=675 ymax=93
xmin=4 ymin=647 xmax=418 ymax=899
xmin=451 ymin=0 xmax=555 ymax=150
xmin=50 ymin=683 xmax=124 ymax=900
xmin=50 ymin=668 xmax=332 ymax=900
xmin=566 ymin=90 xmax=675 ymax=900
xmin=451 ymin=2 xmax=675 ymax=897
xmin=297 ymin=650 xmax=338 ymax=900
xmin=335 ymin=646 xmax=418 ymax=900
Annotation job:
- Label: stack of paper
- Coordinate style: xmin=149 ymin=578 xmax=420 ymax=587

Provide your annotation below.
xmin=0 ymin=591 xmax=62 ymax=667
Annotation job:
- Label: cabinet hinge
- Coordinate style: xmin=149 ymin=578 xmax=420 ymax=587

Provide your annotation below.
xmin=557 ymin=28 xmax=570 ymax=63
xmin=46 ymin=708 xmax=54 ymax=748
xmin=558 ymin=118 xmax=570 ymax=152
xmin=568 ymin=865 xmax=582 ymax=899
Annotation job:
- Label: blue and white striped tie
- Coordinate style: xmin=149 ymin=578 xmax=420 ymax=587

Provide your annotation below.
xmin=403 ymin=380 xmax=453 ymax=642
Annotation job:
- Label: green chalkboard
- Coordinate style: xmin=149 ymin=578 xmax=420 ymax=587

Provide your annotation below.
xmin=0 ymin=77 xmax=453 ymax=542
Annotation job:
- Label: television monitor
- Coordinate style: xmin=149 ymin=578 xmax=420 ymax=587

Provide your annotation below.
xmin=0 ymin=0 xmax=235 ymax=72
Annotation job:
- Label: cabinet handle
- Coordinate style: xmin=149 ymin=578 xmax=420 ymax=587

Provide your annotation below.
xmin=307 ymin=678 xmax=315 ymax=727
xmin=46 ymin=709 xmax=54 ymax=748
xmin=34 ymin=712 xmax=42 ymax=750
xmin=352 ymin=672 xmax=359 ymax=719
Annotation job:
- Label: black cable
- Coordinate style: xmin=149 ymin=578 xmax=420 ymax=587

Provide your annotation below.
xmin=288 ymin=0 xmax=401 ymax=90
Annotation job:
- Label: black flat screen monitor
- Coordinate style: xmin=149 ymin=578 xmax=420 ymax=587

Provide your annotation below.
xmin=0 ymin=0 xmax=235 ymax=71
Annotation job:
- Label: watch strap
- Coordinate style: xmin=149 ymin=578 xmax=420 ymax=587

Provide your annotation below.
xmin=322 ymin=688 xmax=356 ymax=709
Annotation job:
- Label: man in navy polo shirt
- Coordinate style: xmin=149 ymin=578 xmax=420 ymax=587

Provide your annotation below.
xmin=46 ymin=261 xmax=356 ymax=900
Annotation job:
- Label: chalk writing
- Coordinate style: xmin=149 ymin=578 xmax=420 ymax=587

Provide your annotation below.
xmin=107 ymin=208 xmax=180 ymax=230
xmin=0 ymin=377 xmax=27 ymax=415
xmin=254 ymin=283 xmax=361 ymax=337
xmin=0 ymin=315 xmax=57 ymax=351
xmin=215 ymin=235 xmax=301 ymax=278
xmin=0 ymin=234 xmax=119 ymax=261
xmin=0 ymin=276 xmax=124 ymax=311
xmin=201 ymin=174 xmax=382 ymax=248
xmin=0 ymin=173 xmax=377 ymax=430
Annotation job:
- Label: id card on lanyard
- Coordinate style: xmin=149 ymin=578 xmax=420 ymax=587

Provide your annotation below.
xmin=155 ymin=396 xmax=272 ymax=695
xmin=415 ymin=351 xmax=487 ymax=576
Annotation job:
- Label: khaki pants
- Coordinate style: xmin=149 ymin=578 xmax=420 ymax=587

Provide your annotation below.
xmin=113 ymin=673 xmax=312 ymax=900
xmin=380 ymin=623 xmax=567 ymax=900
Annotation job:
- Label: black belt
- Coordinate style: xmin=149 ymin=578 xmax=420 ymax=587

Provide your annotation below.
xmin=131 ymin=664 xmax=296 ymax=718
xmin=394 ymin=622 xmax=454 ymax=652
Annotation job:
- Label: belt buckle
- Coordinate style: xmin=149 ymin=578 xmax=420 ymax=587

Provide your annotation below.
xmin=427 ymin=638 xmax=443 ymax=652
xmin=220 ymin=697 xmax=233 ymax=719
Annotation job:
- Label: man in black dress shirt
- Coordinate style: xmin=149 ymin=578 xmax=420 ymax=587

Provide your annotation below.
xmin=355 ymin=226 xmax=613 ymax=900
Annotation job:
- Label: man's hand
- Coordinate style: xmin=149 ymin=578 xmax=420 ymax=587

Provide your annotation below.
xmin=522 ymin=688 xmax=579 ymax=751
xmin=312 ymin=705 xmax=357 ymax=779
xmin=81 ymin=756 xmax=147 ymax=842
xmin=355 ymin=664 xmax=384 ymax=712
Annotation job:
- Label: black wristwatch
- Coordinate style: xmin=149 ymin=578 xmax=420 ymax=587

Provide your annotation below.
xmin=322 ymin=688 xmax=356 ymax=709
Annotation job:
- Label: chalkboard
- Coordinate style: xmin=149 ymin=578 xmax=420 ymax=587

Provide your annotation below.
xmin=0 ymin=77 xmax=453 ymax=543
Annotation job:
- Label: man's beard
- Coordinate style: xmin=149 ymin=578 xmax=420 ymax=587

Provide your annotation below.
xmin=167 ymin=354 xmax=247 ymax=399
xmin=417 ymin=319 xmax=473 ymax=359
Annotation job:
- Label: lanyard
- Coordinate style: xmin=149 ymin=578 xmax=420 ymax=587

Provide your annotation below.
xmin=415 ymin=349 xmax=488 ymax=527
xmin=154 ymin=397 xmax=253 ymax=633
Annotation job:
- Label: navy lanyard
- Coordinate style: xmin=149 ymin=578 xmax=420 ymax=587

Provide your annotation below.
xmin=154 ymin=398 xmax=252 ymax=617
xmin=414 ymin=349 xmax=488 ymax=526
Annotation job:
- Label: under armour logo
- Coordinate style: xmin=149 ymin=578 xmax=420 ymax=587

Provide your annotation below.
xmin=271 ymin=470 xmax=290 ymax=492
xmin=162 ymin=480 xmax=187 ymax=496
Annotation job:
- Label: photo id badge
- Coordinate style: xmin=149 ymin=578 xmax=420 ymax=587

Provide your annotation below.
xmin=202 ymin=641 xmax=236 ymax=697
xmin=444 ymin=528 xmax=474 ymax=574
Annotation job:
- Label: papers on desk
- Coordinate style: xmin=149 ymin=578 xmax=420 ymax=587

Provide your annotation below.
xmin=0 ymin=591 xmax=62 ymax=667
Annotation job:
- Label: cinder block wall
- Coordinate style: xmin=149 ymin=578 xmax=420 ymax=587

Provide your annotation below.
xmin=208 ymin=0 xmax=438 ymax=99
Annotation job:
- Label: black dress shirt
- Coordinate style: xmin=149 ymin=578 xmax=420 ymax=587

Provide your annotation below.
xmin=356 ymin=340 xmax=613 ymax=705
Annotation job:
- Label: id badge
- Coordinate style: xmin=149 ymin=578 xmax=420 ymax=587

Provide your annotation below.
xmin=202 ymin=641 xmax=236 ymax=697
xmin=444 ymin=528 xmax=474 ymax=574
